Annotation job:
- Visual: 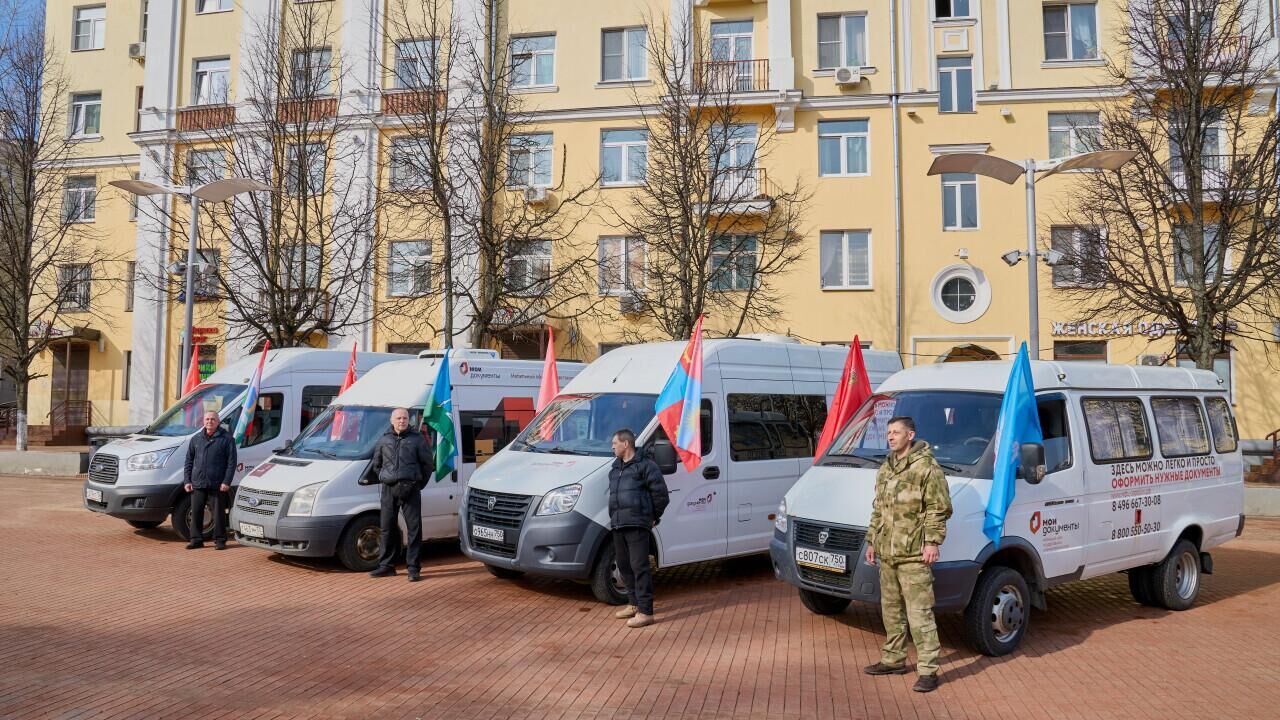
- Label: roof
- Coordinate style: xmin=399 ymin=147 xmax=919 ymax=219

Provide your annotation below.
xmin=877 ymin=360 xmax=1226 ymax=394
xmin=335 ymin=356 xmax=583 ymax=407
xmin=205 ymin=349 xmax=398 ymax=385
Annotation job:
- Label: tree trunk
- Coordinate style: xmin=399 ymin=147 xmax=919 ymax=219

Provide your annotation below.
xmin=15 ymin=380 xmax=28 ymax=452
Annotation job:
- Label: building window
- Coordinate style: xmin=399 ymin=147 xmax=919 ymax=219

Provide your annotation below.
xmin=386 ymin=342 xmax=430 ymax=355
xmin=291 ymin=48 xmax=332 ymax=97
xmin=600 ymin=129 xmax=647 ymax=185
xmin=1043 ymin=3 xmax=1099 ymax=61
xmin=193 ymin=249 xmax=220 ymax=299
xmin=127 ymin=172 xmax=140 ymax=221
xmin=601 ymin=27 xmax=646 ymax=82
xmin=193 ymin=58 xmax=231 ymax=105
xmin=1173 ymin=225 xmax=1226 ymax=285
xmin=818 ymin=119 xmax=869 ymax=176
xmin=285 ymin=143 xmax=325 ymax=196
xmin=709 ymin=20 xmax=755 ymax=91
xmin=711 ymin=124 xmax=758 ymax=199
xmin=69 ymin=92 xmax=102 ymax=137
xmin=122 ymin=350 xmax=131 ymax=400
xmin=58 ymin=264 xmax=92 ymax=311
xmin=937 ymin=58 xmax=974 ymax=112
xmin=196 ymin=0 xmax=233 ymax=13
xmin=394 ymin=38 xmax=437 ymax=89
xmin=388 ymin=240 xmax=432 ymax=296
xmin=1048 ymin=112 xmax=1101 ymax=158
xmin=710 ymin=235 xmax=757 ymax=291
xmin=72 ymin=6 xmax=106 ymax=51
xmin=505 ymin=240 xmax=552 ymax=296
xmin=941 ymin=172 xmax=978 ymax=230
xmin=1175 ymin=350 xmax=1232 ymax=397
xmin=509 ymin=133 xmax=552 ymax=188
xmin=935 ymin=0 xmax=971 ymax=19
xmin=186 ymin=149 xmax=226 ymax=187
xmin=817 ymin=13 xmax=867 ymax=68
xmin=125 ymin=261 xmax=136 ymax=311
xmin=1053 ymin=340 xmax=1107 ymax=362
xmin=389 ymin=136 xmax=432 ymax=190
xmin=820 ymin=230 xmax=871 ymax=289
xmin=63 ymin=176 xmax=97 ymax=222
xmin=285 ymin=244 xmax=323 ymax=290
xmin=511 ymin=34 xmax=555 ymax=88
xmin=139 ymin=1 xmax=149 ymax=42
xmin=598 ymin=236 xmax=645 ymax=294
xmin=1051 ymin=225 xmax=1106 ymax=286
xmin=939 ymin=276 xmax=976 ymax=312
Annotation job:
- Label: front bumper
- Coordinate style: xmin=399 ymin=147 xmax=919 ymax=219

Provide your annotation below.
xmin=83 ymin=480 xmax=177 ymax=523
xmin=461 ymin=507 xmax=607 ymax=580
xmin=229 ymin=507 xmax=347 ymax=558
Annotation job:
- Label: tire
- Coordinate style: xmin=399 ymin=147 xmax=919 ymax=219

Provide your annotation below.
xmin=171 ymin=494 xmax=215 ymax=541
xmin=963 ymin=566 xmax=1031 ymax=657
xmin=127 ymin=520 xmax=163 ymax=530
xmin=589 ymin=539 xmax=629 ymax=605
xmin=485 ymin=564 xmax=526 ymax=580
xmin=1127 ymin=566 xmax=1158 ymax=606
xmin=336 ymin=514 xmax=384 ymax=572
xmin=1149 ymin=539 xmax=1201 ymax=611
xmin=798 ymin=588 xmax=851 ymax=616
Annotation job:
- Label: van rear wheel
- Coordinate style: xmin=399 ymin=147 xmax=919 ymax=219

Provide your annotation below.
xmin=798 ymin=588 xmax=851 ymax=615
xmin=963 ymin=566 xmax=1030 ymax=657
xmin=1150 ymin=539 xmax=1201 ymax=611
xmin=589 ymin=541 xmax=629 ymax=605
xmin=336 ymin=514 xmax=383 ymax=572
xmin=172 ymin=494 xmax=218 ymax=541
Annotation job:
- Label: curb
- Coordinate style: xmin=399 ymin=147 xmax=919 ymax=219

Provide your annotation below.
xmin=1245 ymin=484 xmax=1280 ymax=518
xmin=0 ymin=450 xmax=90 ymax=476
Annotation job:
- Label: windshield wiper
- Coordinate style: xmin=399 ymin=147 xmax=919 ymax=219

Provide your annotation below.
xmin=935 ymin=461 xmax=965 ymax=473
xmin=821 ymin=459 xmax=872 ymax=468
xmin=511 ymin=438 xmax=543 ymax=453
xmin=545 ymin=446 xmax=591 ymax=456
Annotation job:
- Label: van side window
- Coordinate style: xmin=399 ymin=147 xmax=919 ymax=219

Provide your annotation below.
xmin=1081 ymin=397 xmax=1152 ymax=463
xmin=460 ymin=411 xmax=523 ymax=463
xmin=1151 ymin=397 xmax=1210 ymax=458
xmin=727 ymin=394 xmax=827 ymax=461
xmin=652 ymin=399 xmax=714 ymax=456
xmin=1036 ymin=395 xmax=1072 ymax=473
xmin=241 ymin=392 xmax=284 ymax=448
xmin=1204 ymin=397 xmax=1238 ymax=453
xmin=300 ymin=385 xmax=340 ymax=431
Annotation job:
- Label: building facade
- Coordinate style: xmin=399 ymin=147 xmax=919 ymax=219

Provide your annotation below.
xmin=38 ymin=0 xmax=1280 ymax=439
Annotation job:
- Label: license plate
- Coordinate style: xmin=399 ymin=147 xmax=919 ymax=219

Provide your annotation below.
xmin=238 ymin=522 xmax=265 ymax=539
xmin=796 ymin=547 xmax=847 ymax=573
xmin=85 ymin=487 xmax=103 ymax=503
xmin=471 ymin=524 xmax=504 ymax=543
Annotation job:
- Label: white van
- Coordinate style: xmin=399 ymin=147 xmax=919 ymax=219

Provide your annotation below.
xmin=771 ymin=361 xmax=1245 ymax=656
xmin=83 ymin=349 xmax=400 ymax=540
xmin=460 ymin=337 xmax=902 ymax=603
xmin=229 ymin=350 xmax=583 ymax=571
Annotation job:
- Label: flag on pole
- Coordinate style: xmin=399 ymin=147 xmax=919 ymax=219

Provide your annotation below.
xmin=813 ymin=335 xmax=873 ymax=461
xmin=423 ymin=351 xmax=458 ymax=481
xmin=536 ymin=326 xmax=559 ymax=411
xmin=232 ymin=341 xmax=271 ymax=445
xmin=654 ymin=315 xmax=705 ymax=472
xmin=331 ymin=344 xmax=358 ymax=440
xmin=984 ymin=342 xmax=1044 ymax=546
xmin=182 ymin=344 xmax=202 ymax=396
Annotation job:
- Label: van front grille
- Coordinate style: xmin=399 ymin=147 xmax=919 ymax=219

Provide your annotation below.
xmin=467 ymin=490 xmax=532 ymax=558
xmin=87 ymin=454 xmax=119 ymax=485
xmin=235 ymin=486 xmax=285 ymax=518
xmin=794 ymin=520 xmax=865 ymax=554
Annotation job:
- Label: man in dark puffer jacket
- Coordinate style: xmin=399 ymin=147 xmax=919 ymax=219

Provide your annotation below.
xmin=607 ymin=428 xmax=670 ymax=628
xmin=361 ymin=407 xmax=432 ymax=582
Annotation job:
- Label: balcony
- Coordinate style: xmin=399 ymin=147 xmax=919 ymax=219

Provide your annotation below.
xmin=380 ymin=89 xmax=447 ymax=116
xmin=708 ymin=166 xmax=774 ymax=214
xmin=277 ymin=97 xmax=338 ymax=123
xmin=176 ymin=104 xmax=235 ymax=132
xmin=1167 ymin=154 xmax=1252 ymax=197
xmin=694 ymin=59 xmax=771 ymax=94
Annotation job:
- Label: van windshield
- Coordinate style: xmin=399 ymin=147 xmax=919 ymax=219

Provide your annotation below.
xmin=288 ymin=405 xmax=424 ymax=460
xmin=144 ymin=383 xmax=247 ymax=437
xmin=824 ymin=391 xmax=1003 ymax=469
xmin=513 ymin=393 xmax=657 ymax=457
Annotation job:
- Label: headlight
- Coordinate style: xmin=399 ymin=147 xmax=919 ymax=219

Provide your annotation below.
xmin=536 ymin=483 xmax=582 ymax=516
xmin=286 ymin=482 xmax=325 ymax=517
xmin=126 ymin=447 xmax=177 ymax=471
xmin=774 ymin=499 xmax=788 ymax=534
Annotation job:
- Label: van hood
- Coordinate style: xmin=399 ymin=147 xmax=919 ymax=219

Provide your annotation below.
xmin=784 ymin=464 xmax=974 ymax=527
xmin=237 ymin=456 xmax=360 ymax=492
xmin=469 ymin=448 xmax=613 ymax=497
xmin=99 ymin=435 xmax=185 ymax=456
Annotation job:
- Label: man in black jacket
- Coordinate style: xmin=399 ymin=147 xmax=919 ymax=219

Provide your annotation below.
xmin=361 ymin=407 xmax=432 ymax=582
xmin=608 ymin=428 xmax=670 ymax=628
xmin=183 ymin=410 xmax=237 ymax=550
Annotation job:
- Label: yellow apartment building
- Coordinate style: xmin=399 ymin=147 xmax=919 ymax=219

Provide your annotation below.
xmin=35 ymin=0 xmax=1280 ymax=443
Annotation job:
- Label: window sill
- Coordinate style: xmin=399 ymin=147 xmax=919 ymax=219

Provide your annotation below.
xmin=69 ymin=135 xmax=103 ymax=143
xmin=817 ymin=173 xmax=871 ymax=179
xmin=66 ymin=219 xmax=97 ymax=225
xmin=599 ymin=290 xmax=644 ymax=297
xmin=195 ymin=9 xmax=235 ymax=16
xmin=61 ymin=309 xmax=92 ymax=314
xmin=1041 ymin=59 xmax=1106 ymax=69
xmin=601 ymin=182 xmax=645 ymax=189
xmin=938 ymin=110 xmax=978 ymax=115
xmin=821 ymin=286 xmax=874 ymax=292
xmin=596 ymin=79 xmax=652 ymax=88
xmin=71 ymin=47 xmax=105 ymax=53
xmin=811 ymin=66 xmax=878 ymax=77
xmin=942 ymin=227 xmax=980 ymax=232
xmin=932 ymin=18 xmax=977 ymax=28
xmin=511 ymin=85 xmax=559 ymax=95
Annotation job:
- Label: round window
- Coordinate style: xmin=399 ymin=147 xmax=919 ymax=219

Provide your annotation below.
xmin=929 ymin=264 xmax=992 ymax=324
xmin=940 ymin=277 xmax=976 ymax=312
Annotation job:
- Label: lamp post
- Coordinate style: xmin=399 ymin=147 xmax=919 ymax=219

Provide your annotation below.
xmin=110 ymin=177 xmax=271 ymax=393
xmin=926 ymin=150 xmax=1136 ymax=360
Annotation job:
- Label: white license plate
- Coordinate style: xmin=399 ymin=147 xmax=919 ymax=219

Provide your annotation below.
xmin=471 ymin=524 xmax=504 ymax=543
xmin=85 ymin=487 xmax=103 ymax=503
xmin=238 ymin=522 xmax=265 ymax=539
xmin=796 ymin=547 xmax=848 ymax=573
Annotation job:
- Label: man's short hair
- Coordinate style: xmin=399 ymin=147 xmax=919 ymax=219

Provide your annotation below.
xmin=391 ymin=407 xmax=410 ymax=417
xmin=613 ymin=428 xmax=637 ymax=447
xmin=203 ymin=410 xmax=219 ymax=419
xmin=887 ymin=416 xmax=916 ymax=433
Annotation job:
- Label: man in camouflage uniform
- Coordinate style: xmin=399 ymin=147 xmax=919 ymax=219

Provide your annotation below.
xmin=863 ymin=416 xmax=953 ymax=693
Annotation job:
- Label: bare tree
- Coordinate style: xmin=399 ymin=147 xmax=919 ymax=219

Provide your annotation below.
xmin=0 ymin=8 xmax=118 ymax=450
xmin=378 ymin=0 xmax=602 ymax=352
xmin=1054 ymin=0 xmax=1280 ymax=369
xmin=603 ymin=9 xmax=809 ymax=341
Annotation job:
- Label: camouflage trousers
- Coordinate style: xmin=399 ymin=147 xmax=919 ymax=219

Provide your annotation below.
xmin=877 ymin=559 xmax=941 ymax=675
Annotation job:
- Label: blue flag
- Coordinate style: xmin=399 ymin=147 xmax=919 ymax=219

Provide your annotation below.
xmin=984 ymin=342 xmax=1043 ymax=546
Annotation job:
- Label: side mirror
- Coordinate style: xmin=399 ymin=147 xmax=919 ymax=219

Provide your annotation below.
xmin=273 ymin=438 xmax=294 ymax=455
xmin=1018 ymin=443 xmax=1047 ymax=484
xmin=651 ymin=442 xmax=678 ymax=475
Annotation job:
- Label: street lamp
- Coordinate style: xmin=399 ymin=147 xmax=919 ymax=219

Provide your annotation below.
xmin=110 ymin=177 xmax=271 ymax=393
xmin=927 ymin=150 xmax=1136 ymax=360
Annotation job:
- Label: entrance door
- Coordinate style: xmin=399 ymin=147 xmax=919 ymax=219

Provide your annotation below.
xmin=50 ymin=343 xmax=90 ymax=428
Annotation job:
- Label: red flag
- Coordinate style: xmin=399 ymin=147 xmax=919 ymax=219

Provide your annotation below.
xmin=536 ymin=327 xmax=559 ymax=412
xmin=182 ymin=344 xmax=201 ymax=396
xmin=813 ymin=335 xmax=873 ymax=461
xmin=331 ymin=344 xmax=358 ymax=440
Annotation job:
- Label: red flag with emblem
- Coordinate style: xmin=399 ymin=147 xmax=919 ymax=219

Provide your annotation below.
xmin=813 ymin=335 xmax=873 ymax=461
xmin=330 ymin=344 xmax=358 ymax=440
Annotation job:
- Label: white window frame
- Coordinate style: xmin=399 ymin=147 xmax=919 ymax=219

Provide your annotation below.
xmin=941 ymin=172 xmax=979 ymax=230
xmin=69 ymin=92 xmax=102 ymax=138
xmin=509 ymin=133 xmax=553 ymax=188
xmin=817 ymin=13 xmax=868 ymax=69
xmin=1050 ymin=225 xmax=1107 ymax=287
xmin=139 ymin=1 xmax=149 ymax=42
xmin=1173 ymin=224 xmax=1230 ymax=286
xmin=600 ymin=129 xmax=647 ymax=186
xmin=62 ymin=176 xmax=97 ymax=223
xmin=186 ymin=150 xmax=226 ymax=188
xmin=285 ymin=243 xmax=323 ymax=290
xmin=937 ymin=57 xmax=974 ymax=113
xmin=387 ymin=241 xmax=432 ymax=297
xmin=817 ymin=119 xmax=870 ymax=177
xmin=193 ymin=57 xmax=231 ymax=105
xmin=285 ymin=143 xmax=326 ymax=196
xmin=193 ymin=249 xmax=220 ymax=299
xmin=58 ymin=264 xmax=93 ymax=311
xmin=195 ymin=0 xmax=233 ymax=14
xmin=934 ymin=0 xmax=972 ymax=20
xmin=72 ymin=6 xmax=106 ymax=51
xmin=1048 ymin=112 xmax=1101 ymax=159
xmin=1043 ymin=2 xmax=1100 ymax=62
xmin=394 ymin=38 xmax=437 ymax=89
xmin=506 ymin=240 xmax=552 ymax=296
xmin=598 ymin=236 xmax=646 ymax=295
xmin=389 ymin=136 xmax=432 ymax=191
xmin=291 ymin=48 xmax=333 ymax=97
xmin=819 ymin=230 xmax=872 ymax=290
xmin=709 ymin=234 xmax=757 ymax=292
xmin=127 ymin=172 xmax=140 ymax=221
xmin=601 ymin=27 xmax=647 ymax=82
xmin=510 ymin=34 xmax=556 ymax=88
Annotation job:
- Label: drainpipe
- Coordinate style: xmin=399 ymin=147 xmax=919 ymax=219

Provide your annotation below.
xmin=889 ymin=0 xmax=905 ymax=359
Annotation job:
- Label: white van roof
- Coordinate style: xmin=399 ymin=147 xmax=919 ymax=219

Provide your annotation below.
xmin=562 ymin=339 xmax=903 ymax=395
xmin=335 ymin=355 xmax=583 ymax=407
xmin=878 ymin=360 xmax=1226 ymax=394
xmin=204 ymin=348 xmax=398 ymax=385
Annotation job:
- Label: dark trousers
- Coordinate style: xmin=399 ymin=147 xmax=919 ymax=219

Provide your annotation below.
xmin=614 ymin=527 xmax=654 ymax=615
xmin=377 ymin=486 xmax=422 ymax=572
xmin=190 ymin=488 xmax=227 ymax=543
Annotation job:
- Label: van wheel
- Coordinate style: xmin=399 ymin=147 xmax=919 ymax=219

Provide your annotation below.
xmin=1150 ymin=540 xmax=1201 ymax=611
xmin=798 ymin=588 xmax=851 ymax=615
xmin=172 ymin=494 xmax=216 ymax=541
xmin=127 ymin=520 xmax=162 ymax=530
xmin=589 ymin=541 xmax=629 ymax=605
xmin=1127 ymin=566 xmax=1158 ymax=606
xmin=963 ymin=566 xmax=1030 ymax=657
xmin=336 ymin=515 xmax=383 ymax=572
xmin=485 ymin=565 xmax=525 ymax=580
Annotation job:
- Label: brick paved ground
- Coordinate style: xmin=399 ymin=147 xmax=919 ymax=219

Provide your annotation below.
xmin=2 ymin=475 xmax=1279 ymax=720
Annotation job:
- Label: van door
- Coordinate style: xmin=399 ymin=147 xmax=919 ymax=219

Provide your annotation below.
xmin=1080 ymin=395 xmax=1159 ymax=573
xmin=1147 ymin=396 xmax=1215 ymax=561
xmin=651 ymin=397 xmax=724 ymax=566
xmin=227 ymin=387 xmax=290 ymax=484
xmin=1010 ymin=394 xmax=1086 ymax=580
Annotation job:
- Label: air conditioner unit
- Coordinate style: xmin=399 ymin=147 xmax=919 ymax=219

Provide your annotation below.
xmin=128 ymin=42 xmax=146 ymax=60
xmin=618 ymin=294 xmax=644 ymax=314
xmin=834 ymin=66 xmax=862 ymax=86
xmin=1138 ymin=354 xmax=1165 ymax=366
xmin=523 ymin=186 xmax=549 ymax=204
